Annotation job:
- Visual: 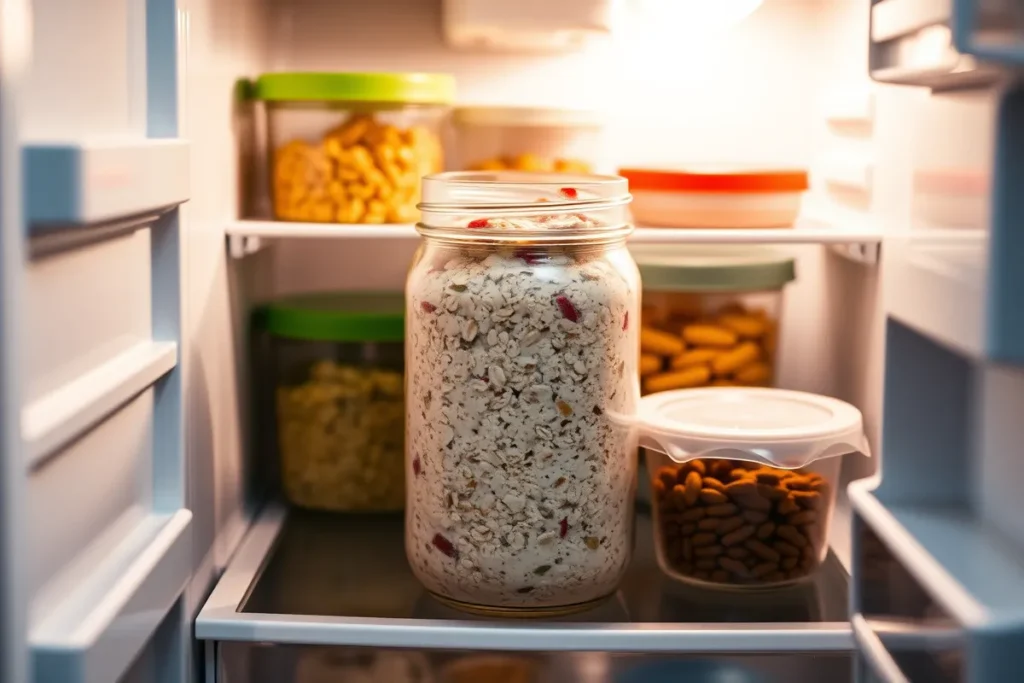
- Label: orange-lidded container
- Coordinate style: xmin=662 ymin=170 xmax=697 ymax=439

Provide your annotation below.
xmin=619 ymin=167 xmax=809 ymax=229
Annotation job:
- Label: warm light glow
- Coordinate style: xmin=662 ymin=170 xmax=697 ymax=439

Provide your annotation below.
xmin=629 ymin=0 xmax=764 ymax=30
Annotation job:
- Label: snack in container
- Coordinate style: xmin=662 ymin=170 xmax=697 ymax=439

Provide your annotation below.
xmin=620 ymin=167 xmax=808 ymax=228
xmin=641 ymin=387 xmax=868 ymax=588
xmin=631 ymin=246 xmax=796 ymax=394
xmin=453 ymin=106 xmax=603 ymax=174
xmin=254 ymin=72 xmax=455 ymax=223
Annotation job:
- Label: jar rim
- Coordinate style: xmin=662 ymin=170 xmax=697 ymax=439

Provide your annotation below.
xmin=417 ymin=171 xmax=633 ymax=245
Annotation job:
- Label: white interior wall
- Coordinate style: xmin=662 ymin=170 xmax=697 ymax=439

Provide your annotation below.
xmin=268 ymin=0 xmax=825 ymax=166
xmin=267 ymin=0 xmax=835 ymax=296
xmin=178 ymin=0 xmax=272 ymax=619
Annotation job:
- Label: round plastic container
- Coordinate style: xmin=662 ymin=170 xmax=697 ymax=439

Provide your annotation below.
xmin=405 ymin=171 xmax=639 ymax=617
xmin=453 ymin=106 xmax=603 ymax=174
xmin=253 ymin=72 xmax=455 ymax=224
xmin=257 ymin=292 xmax=406 ymax=512
xmin=619 ymin=167 xmax=809 ymax=228
xmin=632 ymin=246 xmax=795 ymax=394
xmin=641 ymin=387 xmax=868 ymax=589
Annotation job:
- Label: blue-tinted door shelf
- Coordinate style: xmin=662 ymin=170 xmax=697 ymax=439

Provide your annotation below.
xmin=883 ymin=82 xmax=1024 ymax=365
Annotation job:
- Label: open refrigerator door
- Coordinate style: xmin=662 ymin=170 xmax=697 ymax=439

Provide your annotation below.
xmin=0 ymin=1 xmax=1023 ymax=682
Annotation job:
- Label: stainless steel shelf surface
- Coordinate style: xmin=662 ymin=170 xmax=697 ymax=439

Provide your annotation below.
xmin=197 ymin=503 xmax=853 ymax=652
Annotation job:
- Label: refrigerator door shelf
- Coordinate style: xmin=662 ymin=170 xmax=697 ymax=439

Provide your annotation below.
xmin=24 ymin=139 xmax=190 ymax=230
xmin=868 ymin=0 xmax=1021 ymax=90
xmin=883 ymin=82 xmax=1024 ymax=365
xmin=197 ymin=503 xmax=853 ymax=653
xmin=850 ymin=482 xmax=1024 ymax=683
xmin=30 ymin=510 xmax=192 ymax=683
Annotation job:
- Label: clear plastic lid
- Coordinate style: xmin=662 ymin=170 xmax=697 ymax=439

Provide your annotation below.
xmin=633 ymin=387 xmax=869 ymax=469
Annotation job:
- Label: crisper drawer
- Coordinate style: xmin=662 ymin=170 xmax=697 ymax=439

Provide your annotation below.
xmin=213 ymin=643 xmax=852 ymax=683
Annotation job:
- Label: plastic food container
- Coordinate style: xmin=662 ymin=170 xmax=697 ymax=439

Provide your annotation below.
xmin=254 ymin=72 xmax=455 ymax=224
xmin=406 ymin=171 xmax=640 ymax=616
xmin=453 ymin=106 xmax=602 ymax=174
xmin=257 ymin=292 xmax=406 ymax=512
xmin=632 ymin=246 xmax=795 ymax=394
xmin=619 ymin=167 xmax=809 ymax=228
xmin=643 ymin=387 xmax=868 ymax=589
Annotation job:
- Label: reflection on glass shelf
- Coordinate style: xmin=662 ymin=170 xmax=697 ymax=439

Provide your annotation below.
xmin=242 ymin=506 xmax=849 ymax=626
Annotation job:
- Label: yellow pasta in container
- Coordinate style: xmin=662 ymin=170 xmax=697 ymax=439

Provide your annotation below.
xmin=255 ymin=292 xmax=407 ymax=512
xmin=254 ymin=72 xmax=455 ymax=224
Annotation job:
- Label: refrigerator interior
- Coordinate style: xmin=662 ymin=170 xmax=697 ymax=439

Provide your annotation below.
xmin=6 ymin=0 xmax=1024 ymax=682
xmin=212 ymin=0 xmax=884 ymax=571
xmin=200 ymin=0 xmax=885 ymax=679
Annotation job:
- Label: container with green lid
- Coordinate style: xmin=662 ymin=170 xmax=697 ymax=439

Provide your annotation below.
xmin=629 ymin=245 xmax=796 ymax=393
xmin=255 ymin=71 xmax=456 ymax=224
xmin=256 ymin=292 xmax=407 ymax=513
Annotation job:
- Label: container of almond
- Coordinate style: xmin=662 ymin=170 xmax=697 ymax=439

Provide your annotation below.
xmin=636 ymin=387 xmax=869 ymax=589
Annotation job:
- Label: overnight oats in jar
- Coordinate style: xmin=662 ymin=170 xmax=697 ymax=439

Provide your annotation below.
xmin=405 ymin=172 xmax=639 ymax=616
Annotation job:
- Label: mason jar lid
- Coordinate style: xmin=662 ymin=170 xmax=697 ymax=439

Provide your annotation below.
xmin=252 ymin=72 xmax=456 ymax=104
xmin=417 ymin=171 xmax=633 ymax=245
xmin=634 ymin=387 xmax=869 ymax=469
xmin=254 ymin=292 xmax=404 ymax=343
xmin=631 ymin=245 xmax=796 ymax=292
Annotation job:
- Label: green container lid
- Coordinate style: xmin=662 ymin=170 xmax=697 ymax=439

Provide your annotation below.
xmin=631 ymin=246 xmax=796 ymax=293
xmin=252 ymin=72 xmax=456 ymax=105
xmin=255 ymin=292 xmax=405 ymax=343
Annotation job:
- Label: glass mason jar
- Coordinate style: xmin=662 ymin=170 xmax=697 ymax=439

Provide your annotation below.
xmin=405 ymin=172 xmax=640 ymax=616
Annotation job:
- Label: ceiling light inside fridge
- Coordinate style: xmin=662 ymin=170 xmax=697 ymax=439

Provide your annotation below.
xmin=442 ymin=0 xmax=615 ymax=52
xmin=627 ymin=0 xmax=764 ymax=31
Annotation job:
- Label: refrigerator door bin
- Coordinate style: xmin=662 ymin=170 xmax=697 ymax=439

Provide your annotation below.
xmin=869 ymin=0 xmax=1024 ymax=89
xmin=850 ymin=481 xmax=1024 ymax=683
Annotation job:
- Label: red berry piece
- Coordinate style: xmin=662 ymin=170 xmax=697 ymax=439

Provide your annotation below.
xmin=432 ymin=533 xmax=458 ymax=559
xmin=413 ymin=456 xmax=421 ymax=476
xmin=622 ymin=311 xmax=629 ymax=331
xmin=514 ymin=248 xmax=541 ymax=264
xmin=555 ymin=295 xmax=579 ymax=322
xmin=467 ymin=218 xmax=490 ymax=228
xmin=420 ymin=301 xmax=437 ymax=313
xmin=559 ymin=518 xmax=569 ymax=538
xmin=559 ymin=187 xmax=578 ymax=199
